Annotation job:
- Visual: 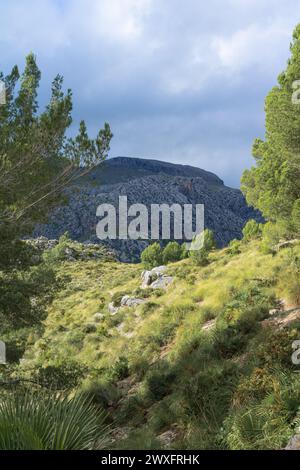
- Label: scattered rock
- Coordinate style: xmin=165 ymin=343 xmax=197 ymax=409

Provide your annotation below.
xmin=201 ymin=318 xmax=216 ymax=331
xmin=120 ymin=295 xmax=145 ymax=308
xmin=141 ymin=270 xmax=153 ymax=288
xmin=264 ymin=304 xmax=300 ymax=329
xmin=276 ymin=239 xmax=299 ymax=251
xmin=25 ymin=236 xmax=58 ymax=251
xmin=151 ymin=276 xmax=173 ymax=289
xmin=93 ymin=312 xmax=105 ymax=322
xmin=157 ymin=426 xmax=180 ymax=448
xmin=269 ymin=308 xmax=280 ymax=316
xmin=31 ymin=254 xmax=41 ymax=264
xmin=24 ymin=236 xmax=116 ymax=262
xmin=108 ymin=303 xmax=119 ymax=315
xmin=285 ymin=434 xmax=300 ymax=450
xmin=141 ymin=266 xmax=173 ymax=290
xmin=110 ymin=427 xmax=132 ymax=444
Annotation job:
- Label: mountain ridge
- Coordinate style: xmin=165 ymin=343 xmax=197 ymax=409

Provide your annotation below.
xmin=33 ymin=157 xmax=262 ymax=261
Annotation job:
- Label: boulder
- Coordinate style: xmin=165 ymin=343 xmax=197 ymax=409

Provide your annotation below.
xmin=93 ymin=312 xmax=105 ymax=322
xmin=141 ymin=270 xmax=153 ymax=288
xmin=141 ymin=265 xmax=172 ymax=289
xmin=108 ymin=303 xmax=119 ymax=315
xmin=285 ymin=434 xmax=300 ymax=450
xmin=120 ymin=295 xmax=145 ymax=308
xmin=151 ymin=276 xmax=173 ymax=289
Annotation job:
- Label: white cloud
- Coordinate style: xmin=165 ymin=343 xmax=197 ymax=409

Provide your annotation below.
xmin=1 ymin=0 xmax=300 ymax=185
xmin=67 ymin=0 xmax=152 ymax=43
xmin=212 ymin=21 xmax=292 ymax=72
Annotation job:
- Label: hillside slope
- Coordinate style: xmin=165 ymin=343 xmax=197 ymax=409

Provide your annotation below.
xmin=33 ymin=157 xmax=261 ymax=261
xmin=17 ymin=239 xmax=300 ymax=450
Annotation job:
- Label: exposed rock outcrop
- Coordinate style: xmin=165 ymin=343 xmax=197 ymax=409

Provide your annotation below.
xmin=285 ymin=434 xmax=300 ymax=450
xmin=33 ymin=157 xmax=262 ymax=262
xmin=141 ymin=266 xmax=173 ymax=289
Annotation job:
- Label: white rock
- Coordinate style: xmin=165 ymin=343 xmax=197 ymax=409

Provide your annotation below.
xmin=141 ymin=270 xmax=152 ymax=288
xmin=108 ymin=303 xmax=119 ymax=315
xmin=93 ymin=312 xmax=105 ymax=322
xmin=151 ymin=265 xmax=167 ymax=276
xmin=141 ymin=265 xmax=168 ymax=288
xmin=121 ymin=295 xmax=145 ymax=307
xmin=285 ymin=434 xmax=300 ymax=450
xmin=151 ymin=276 xmax=173 ymax=289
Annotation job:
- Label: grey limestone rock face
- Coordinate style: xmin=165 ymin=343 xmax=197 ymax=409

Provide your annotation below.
xmin=151 ymin=276 xmax=173 ymax=289
xmin=141 ymin=265 xmax=173 ymax=290
xmin=285 ymin=434 xmax=300 ymax=450
xmin=120 ymin=295 xmax=145 ymax=307
xmin=33 ymin=157 xmax=262 ymax=262
xmin=108 ymin=303 xmax=119 ymax=315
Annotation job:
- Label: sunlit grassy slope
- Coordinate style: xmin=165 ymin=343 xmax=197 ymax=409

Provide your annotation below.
xmin=21 ymin=241 xmax=300 ymax=450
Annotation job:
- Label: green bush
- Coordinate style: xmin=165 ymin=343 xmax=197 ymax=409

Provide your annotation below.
xmin=146 ymin=366 xmax=176 ymax=400
xmin=141 ymin=243 xmax=163 ymax=269
xmin=291 ymin=199 xmax=300 ymax=234
xmin=228 ymin=239 xmax=241 ymax=255
xmin=0 ymin=264 xmax=58 ymax=329
xmin=190 ymin=248 xmax=209 ymax=266
xmin=260 ymin=221 xmax=286 ymax=253
xmin=242 ymin=220 xmax=263 ymax=242
xmin=81 ymin=379 xmax=120 ymax=407
xmin=42 ymin=232 xmax=71 ymax=263
xmin=0 ymin=392 xmax=109 ymax=450
xmin=189 ymin=230 xmax=216 ymax=266
xmin=162 ymin=241 xmax=183 ymax=264
xmin=33 ymin=360 xmax=87 ymax=390
xmin=110 ymin=356 xmax=129 ymax=381
xmin=111 ymin=291 xmax=128 ymax=307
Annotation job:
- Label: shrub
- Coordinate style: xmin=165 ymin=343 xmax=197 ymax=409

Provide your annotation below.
xmin=190 ymin=248 xmax=209 ymax=267
xmin=162 ymin=241 xmax=183 ymax=264
xmin=202 ymin=229 xmax=216 ymax=251
xmin=34 ymin=360 xmax=87 ymax=390
xmin=228 ymin=239 xmax=241 ymax=255
xmin=110 ymin=356 xmax=129 ymax=381
xmin=146 ymin=367 xmax=176 ymax=400
xmin=42 ymin=232 xmax=71 ymax=263
xmin=260 ymin=221 xmax=287 ymax=253
xmin=81 ymin=379 xmax=120 ymax=407
xmin=0 ymin=392 xmax=109 ymax=450
xmin=189 ymin=230 xmax=216 ymax=266
xmin=0 ymin=264 xmax=58 ymax=329
xmin=111 ymin=291 xmax=128 ymax=307
xmin=242 ymin=220 xmax=263 ymax=242
xmin=141 ymin=243 xmax=163 ymax=269
xmin=140 ymin=301 xmax=159 ymax=316
xmin=291 ymin=199 xmax=300 ymax=235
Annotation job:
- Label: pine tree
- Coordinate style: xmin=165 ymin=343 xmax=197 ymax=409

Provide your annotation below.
xmin=241 ymin=25 xmax=300 ymax=236
xmin=0 ymin=53 xmax=113 ymax=267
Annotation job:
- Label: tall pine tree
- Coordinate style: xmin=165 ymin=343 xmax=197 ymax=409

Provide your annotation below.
xmin=241 ymin=24 xmax=300 ymax=236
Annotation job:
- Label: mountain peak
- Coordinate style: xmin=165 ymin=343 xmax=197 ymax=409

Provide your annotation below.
xmin=88 ymin=156 xmax=224 ymax=187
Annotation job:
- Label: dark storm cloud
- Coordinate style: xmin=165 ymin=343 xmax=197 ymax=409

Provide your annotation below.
xmin=1 ymin=0 xmax=300 ymax=186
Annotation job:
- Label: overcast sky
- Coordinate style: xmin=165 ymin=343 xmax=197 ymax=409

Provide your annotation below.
xmin=1 ymin=0 xmax=300 ymax=187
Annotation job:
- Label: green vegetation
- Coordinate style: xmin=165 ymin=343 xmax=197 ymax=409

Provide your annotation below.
xmin=1 ymin=24 xmax=300 ymax=450
xmin=141 ymin=242 xmax=163 ymax=268
xmin=1 ymin=238 xmax=298 ymax=450
xmin=162 ymin=241 xmax=185 ymax=264
xmin=242 ymin=220 xmax=263 ymax=242
xmin=0 ymin=392 xmax=109 ymax=450
xmin=241 ymin=24 xmax=300 ymax=240
xmin=189 ymin=229 xmax=216 ymax=266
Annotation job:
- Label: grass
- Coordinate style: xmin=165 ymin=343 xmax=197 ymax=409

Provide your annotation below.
xmin=9 ymin=239 xmax=300 ymax=450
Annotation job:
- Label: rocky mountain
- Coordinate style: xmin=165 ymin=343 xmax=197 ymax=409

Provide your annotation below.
xmin=33 ymin=157 xmax=262 ymax=262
